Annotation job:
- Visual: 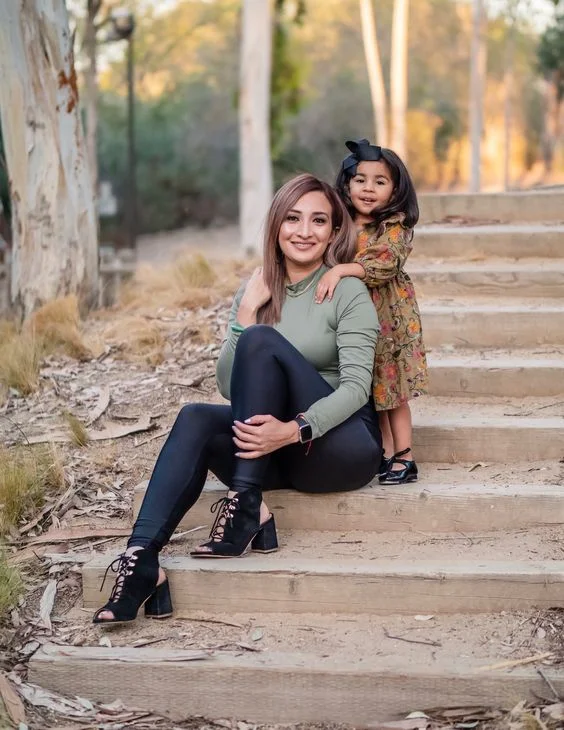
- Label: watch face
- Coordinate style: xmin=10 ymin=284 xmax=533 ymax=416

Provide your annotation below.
xmin=300 ymin=422 xmax=313 ymax=443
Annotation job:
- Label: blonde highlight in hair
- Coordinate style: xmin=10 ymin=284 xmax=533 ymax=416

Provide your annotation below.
xmin=257 ymin=174 xmax=356 ymax=325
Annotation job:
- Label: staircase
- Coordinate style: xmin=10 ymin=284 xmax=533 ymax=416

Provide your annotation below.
xmin=29 ymin=191 xmax=564 ymax=726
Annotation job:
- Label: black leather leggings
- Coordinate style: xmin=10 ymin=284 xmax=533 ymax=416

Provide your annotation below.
xmin=130 ymin=325 xmax=382 ymax=550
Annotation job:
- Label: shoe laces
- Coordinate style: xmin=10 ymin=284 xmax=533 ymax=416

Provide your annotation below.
xmin=208 ymin=495 xmax=239 ymax=542
xmin=100 ymin=552 xmax=139 ymax=603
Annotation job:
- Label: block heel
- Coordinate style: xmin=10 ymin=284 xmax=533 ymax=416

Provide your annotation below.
xmin=144 ymin=578 xmax=173 ymax=619
xmin=251 ymin=515 xmax=278 ymax=553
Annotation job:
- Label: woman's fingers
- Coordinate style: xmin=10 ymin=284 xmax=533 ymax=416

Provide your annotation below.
xmin=233 ymin=435 xmax=260 ymax=450
xmin=235 ymin=450 xmax=262 ymax=459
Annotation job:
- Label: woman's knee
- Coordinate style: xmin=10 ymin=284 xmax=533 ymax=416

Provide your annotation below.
xmin=174 ymin=403 xmax=220 ymax=432
xmin=235 ymin=324 xmax=283 ymax=358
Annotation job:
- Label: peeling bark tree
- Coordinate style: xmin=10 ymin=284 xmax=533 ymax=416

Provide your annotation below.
xmin=0 ymin=0 xmax=98 ymax=318
xmin=239 ymin=0 xmax=273 ymax=255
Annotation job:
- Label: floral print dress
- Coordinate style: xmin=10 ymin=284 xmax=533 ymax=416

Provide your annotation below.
xmin=355 ymin=213 xmax=428 ymax=411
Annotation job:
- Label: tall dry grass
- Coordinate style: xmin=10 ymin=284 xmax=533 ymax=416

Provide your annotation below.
xmin=29 ymin=295 xmax=91 ymax=360
xmin=0 ymin=445 xmax=65 ymax=537
xmin=0 ymin=550 xmax=22 ymax=620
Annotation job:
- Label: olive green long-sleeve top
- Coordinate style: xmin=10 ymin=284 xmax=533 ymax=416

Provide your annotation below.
xmin=216 ymin=265 xmax=380 ymax=440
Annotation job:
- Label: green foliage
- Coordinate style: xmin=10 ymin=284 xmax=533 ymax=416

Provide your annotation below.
xmin=538 ymin=13 xmax=564 ymax=101
xmin=271 ymin=0 xmax=307 ymax=160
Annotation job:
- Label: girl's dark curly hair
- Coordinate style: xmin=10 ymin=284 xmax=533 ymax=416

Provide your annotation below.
xmin=335 ymin=144 xmax=419 ymax=229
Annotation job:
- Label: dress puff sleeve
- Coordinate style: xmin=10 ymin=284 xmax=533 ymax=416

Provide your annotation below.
xmin=355 ymin=218 xmax=414 ymax=288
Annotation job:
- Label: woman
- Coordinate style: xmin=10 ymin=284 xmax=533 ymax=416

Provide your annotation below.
xmin=94 ymin=173 xmax=382 ymax=625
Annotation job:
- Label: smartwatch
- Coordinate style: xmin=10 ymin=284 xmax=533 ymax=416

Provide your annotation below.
xmin=294 ymin=414 xmax=313 ymax=444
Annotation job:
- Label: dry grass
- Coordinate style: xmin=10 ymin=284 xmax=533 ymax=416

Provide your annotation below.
xmin=119 ymin=253 xmax=229 ymax=312
xmin=64 ymin=412 xmax=89 ymax=447
xmin=29 ymin=295 xmax=91 ymax=360
xmin=103 ymin=315 xmax=166 ymax=365
xmin=0 ymin=549 xmax=22 ymax=620
xmin=0 ymin=328 xmax=42 ymax=395
xmin=0 ymin=445 xmax=65 ymax=537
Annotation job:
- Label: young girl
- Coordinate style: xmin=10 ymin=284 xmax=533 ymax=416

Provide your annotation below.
xmin=315 ymin=138 xmax=427 ymax=484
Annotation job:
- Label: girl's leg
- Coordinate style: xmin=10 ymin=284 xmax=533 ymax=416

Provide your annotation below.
xmin=388 ymin=401 xmax=413 ymax=468
xmin=380 ymin=401 xmax=418 ymax=484
xmin=378 ymin=410 xmax=394 ymax=461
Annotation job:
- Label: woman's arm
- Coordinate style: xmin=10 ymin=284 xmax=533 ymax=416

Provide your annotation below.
xmin=303 ymin=281 xmax=379 ymax=439
xmin=215 ymin=283 xmax=247 ymax=399
xmin=216 ymin=267 xmax=272 ymax=398
xmin=356 ymin=224 xmax=412 ymax=288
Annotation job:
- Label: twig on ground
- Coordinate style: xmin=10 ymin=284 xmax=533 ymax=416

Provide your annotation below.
xmin=537 ymin=667 xmax=562 ymax=701
xmin=383 ymin=627 xmax=441 ymax=647
xmin=477 ymin=652 xmax=554 ymax=671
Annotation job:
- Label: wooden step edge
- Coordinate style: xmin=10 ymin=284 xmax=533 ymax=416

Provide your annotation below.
xmin=29 ymin=643 xmax=564 ymax=725
xmin=82 ymin=556 xmax=564 ymax=615
xmin=133 ymin=480 xmax=564 ymax=534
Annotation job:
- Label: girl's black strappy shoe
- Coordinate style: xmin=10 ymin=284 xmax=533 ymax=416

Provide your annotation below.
xmin=92 ymin=547 xmax=173 ymax=625
xmin=191 ymin=489 xmax=278 ymax=558
xmin=378 ymin=454 xmax=393 ymax=477
xmin=379 ymin=447 xmax=418 ymax=485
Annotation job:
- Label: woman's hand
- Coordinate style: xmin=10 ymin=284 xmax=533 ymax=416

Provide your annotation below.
xmin=315 ymin=266 xmax=344 ymax=303
xmin=237 ymin=267 xmax=272 ymax=326
xmin=232 ymin=415 xmax=299 ymax=459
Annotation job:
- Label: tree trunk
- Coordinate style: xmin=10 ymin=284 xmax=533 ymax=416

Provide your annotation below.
xmin=503 ymin=23 xmax=514 ymax=191
xmin=359 ymin=0 xmax=388 ymax=147
xmin=469 ymin=0 xmax=486 ymax=193
xmin=542 ymin=71 xmax=561 ymax=180
xmin=84 ymin=0 xmax=102 ymax=198
xmin=239 ymin=0 xmax=273 ymax=255
xmin=390 ymin=0 xmax=409 ymax=159
xmin=0 ymin=0 xmax=98 ymax=318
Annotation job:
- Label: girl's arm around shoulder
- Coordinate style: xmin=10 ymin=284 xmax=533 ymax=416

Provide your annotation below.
xmin=355 ymin=221 xmax=414 ymax=288
xmin=315 ymin=262 xmax=366 ymax=303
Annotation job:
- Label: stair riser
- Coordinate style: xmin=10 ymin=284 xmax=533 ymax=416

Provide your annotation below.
xmin=414 ymin=423 xmax=564 ymax=462
xmin=29 ymin=648 xmax=564 ymax=725
xmin=133 ymin=483 xmax=564 ymax=533
xmin=429 ymin=364 xmax=564 ymax=397
xmin=422 ymin=310 xmax=564 ymax=348
xmin=83 ymin=561 xmax=564 ymax=615
xmin=419 ymin=191 xmax=564 ymax=224
xmin=414 ymin=231 xmax=564 ymax=259
xmin=412 ymin=270 xmax=564 ymax=298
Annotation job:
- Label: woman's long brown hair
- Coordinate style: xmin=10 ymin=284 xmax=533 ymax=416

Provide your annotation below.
xmin=257 ymin=173 xmax=357 ymax=325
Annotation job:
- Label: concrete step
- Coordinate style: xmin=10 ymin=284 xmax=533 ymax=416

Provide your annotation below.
xmin=427 ymin=351 xmax=564 ymax=397
xmin=411 ymin=397 xmax=564 ymax=462
xmin=410 ymin=259 xmax=564 ymax=298
xmin=419 ymin=190 xmax=564 ymax=224
xmin=133 ymin=478 xmax=564 ymax=534
xmin=29 ymin=641 xmax=564 ymax=725
xmin=420 ymin=299 xmax=564 ymax=348
xmin=82 ymin=550 xmax=564 ymax=615
xmin=414 ymin=224 xmax=564 ymax=259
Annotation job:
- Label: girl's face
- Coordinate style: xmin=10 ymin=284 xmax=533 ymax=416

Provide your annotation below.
xmin=278 ymin=191 xmax=334 ymax=272
xmin=349 ymin=160 xmax=394 ymax=221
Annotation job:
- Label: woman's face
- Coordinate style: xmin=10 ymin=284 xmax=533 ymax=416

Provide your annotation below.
xmin=278 ymin=190 xmax=334 ymax=271
xmin=349 ymin=160 xmax=394 ymax=220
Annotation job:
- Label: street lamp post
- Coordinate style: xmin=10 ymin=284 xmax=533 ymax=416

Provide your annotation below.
xmin=109 ymin=9 xmax=136 ymax=250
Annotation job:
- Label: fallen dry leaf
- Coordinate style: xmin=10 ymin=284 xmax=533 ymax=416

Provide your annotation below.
xmin=38 ymin=579 xmax=57 ymax=631
xmin=0 ymin=673 xmax=26 ymax=725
